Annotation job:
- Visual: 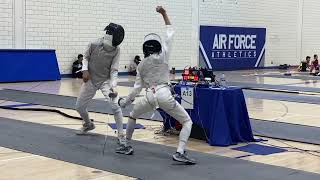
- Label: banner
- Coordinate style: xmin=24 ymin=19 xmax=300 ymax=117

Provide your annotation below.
xmin=199 ymin=26 xmax=266 ymax=70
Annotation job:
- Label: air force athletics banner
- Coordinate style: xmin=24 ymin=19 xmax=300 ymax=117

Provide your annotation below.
xmin=199 ymin=26 xmax=266 ymax=70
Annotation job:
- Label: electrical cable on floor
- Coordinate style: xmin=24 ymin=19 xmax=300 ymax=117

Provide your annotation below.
xmin=249 ymin=96 xmax=320 ymax=158
xmin=0 ymin=82 xmax=58 ymax=114
xmin=194 ymin=84 xmax=210 ymax=143
xmin=0 ymin=81 xmax=105 ymax=124
xmin=0 ymin=82 xmax=43 ymax=106
xmin=252 ymin=129 xmax=320 ymax=158
xmin=0 ymin=106 xmax=102 ymax=123
xmin=252 ymin=101 xmax=320 ymax=158
xmin=168 ymin=82 xmax=209 ymax=141
xmin=241 ymin=87 xmax=320 ymax=158
xmin=259 ymin=141 xmax=320 ymax=154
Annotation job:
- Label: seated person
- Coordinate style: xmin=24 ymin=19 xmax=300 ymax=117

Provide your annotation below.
xmin=310 ymin=54 xmax=319 ymax=75
xmin=306 ymin=56 xmax=311 ymax=68
xmin=298 ymin=56 xmax=310 ymax=72
xmin=128 ymin=55 xmax=141 ymax=76
xmin=72 ymin=54 xmax=83 ymax=78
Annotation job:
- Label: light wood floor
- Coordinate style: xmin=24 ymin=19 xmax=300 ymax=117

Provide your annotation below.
xmin=0 ymin=70 xmax=319 ymax=180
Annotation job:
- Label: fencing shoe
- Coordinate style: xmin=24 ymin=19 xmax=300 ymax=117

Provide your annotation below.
xmin=172 ymin=152 xmax=196 ymax=165
xmin=115 ymin=144 xmax=134 ymax=155
xmin=76 ymin=123 xmax=95 ymax=135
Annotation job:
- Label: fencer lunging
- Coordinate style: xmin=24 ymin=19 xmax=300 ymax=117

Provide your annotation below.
xmin=118 ymin=6 xmax=196 ymax=164
xmin=75 ymin=23 xmax=127 ymax=148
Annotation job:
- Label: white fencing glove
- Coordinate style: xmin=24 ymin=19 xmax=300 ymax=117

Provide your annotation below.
xmin=118 ymin=97 xmax=134 ymax=108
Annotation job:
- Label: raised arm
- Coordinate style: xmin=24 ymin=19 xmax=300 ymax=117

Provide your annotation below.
xmin=156 ymin=6 xmax=174 ymax=63
xmin=156 ymin=6 xmax=171 ymax=25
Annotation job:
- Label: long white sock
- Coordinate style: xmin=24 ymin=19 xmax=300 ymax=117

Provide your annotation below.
xmin=177 ymin=120 xmax=192 ymax=154
xmin=113 ymin=107 xmax=124 ymax=137
xmin=126 ymin=117 xmax=136 ymax=140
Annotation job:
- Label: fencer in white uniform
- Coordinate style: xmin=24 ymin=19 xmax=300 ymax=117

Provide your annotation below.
xmin=75 ymin=23 xmax=128 ymax=151
xmin=118 ymin=6 xmax=196 ymax=164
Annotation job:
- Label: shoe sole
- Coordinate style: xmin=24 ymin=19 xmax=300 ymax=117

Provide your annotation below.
xmin=75 ymin=130 xmax=95 ymax=135
xmin=115 ymin=150 xmax=134 ymax=155
xmin=76 ymin=131 xmax=88 ymax=135
xmin=76 ymin=133 xmax=95 ymax=136
xmin=172 ymin=156 xmax=196 ymax=165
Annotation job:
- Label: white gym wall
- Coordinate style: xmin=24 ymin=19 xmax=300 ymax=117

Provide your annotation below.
xmin=301 ymin=0 xmax=320 ymax=59
xmin=24 ymin=0 xmax=195 ymax=74
xmin=0 ymin=0 xmax=318 ymax=74
xmin=0 ymin=0 xmax=14 ymax=48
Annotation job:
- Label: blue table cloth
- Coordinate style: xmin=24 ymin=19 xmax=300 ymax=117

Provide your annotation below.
xmin=161 ymin=85 xmax=255 ymax=146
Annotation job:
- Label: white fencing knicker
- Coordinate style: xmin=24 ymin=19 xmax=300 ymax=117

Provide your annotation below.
xmin=75 ymin=80 xmax=124 ymax=136
xmin=126 ymin=84 xmax=192 ymax=154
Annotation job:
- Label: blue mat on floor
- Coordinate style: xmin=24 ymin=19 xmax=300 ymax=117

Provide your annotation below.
xmin=232 ymin=144 xmax=288 ymax=155
xmin=108 ymin=123 xmax=145 ymax=130
xmin=243 ymin=90 xmax=320 ymax=105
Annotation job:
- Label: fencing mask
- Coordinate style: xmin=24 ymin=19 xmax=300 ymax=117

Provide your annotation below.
xmin=143 ymin=33 xmax=162 ymax=58
xmin=102 ymin=34 xmax=115 ymax=51
xmin=104 ymin=23 xmax=125 ymax=47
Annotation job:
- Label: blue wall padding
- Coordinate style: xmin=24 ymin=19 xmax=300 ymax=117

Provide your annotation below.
xmin=0 ymin=49 xmax=61 ymax=82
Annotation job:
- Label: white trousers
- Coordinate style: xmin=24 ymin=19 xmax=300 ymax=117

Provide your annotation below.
xmin=131 ymin=86 xmax=191 ymax=123
xmin=127 ymin=85 xmax=192 ymax=153
xmin=75 ymin=80 xmax=124 ymax=135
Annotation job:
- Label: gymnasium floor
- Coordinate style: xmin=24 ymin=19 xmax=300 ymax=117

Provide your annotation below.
xmin=0 ymin=69 xmax=319 ymax=180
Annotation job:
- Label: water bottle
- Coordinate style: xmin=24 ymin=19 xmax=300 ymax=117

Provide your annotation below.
xmin=220 ymin=74 xmax=226 ymax=88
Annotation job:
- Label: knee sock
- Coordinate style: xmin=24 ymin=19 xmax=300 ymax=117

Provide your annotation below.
xmin=126 ymin=117 xmax=136 ymax=140
xmin=113 ymin=107 xmax=124 ymax=137
xmin=177 ymin=120 xmax=192 ymax=154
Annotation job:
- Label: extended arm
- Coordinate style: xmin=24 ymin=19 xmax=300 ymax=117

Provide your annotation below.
xmin=118 ymin=71 xmax=144 ymax=107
